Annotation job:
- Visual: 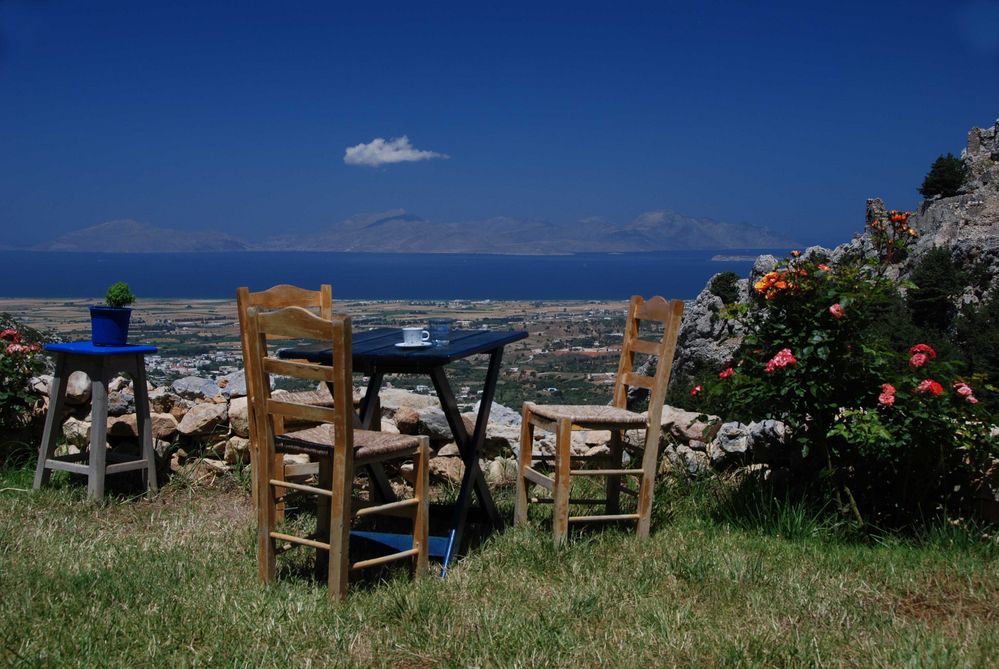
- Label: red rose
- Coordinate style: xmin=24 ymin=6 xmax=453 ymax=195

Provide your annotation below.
xmin=718 ymin=367 xmax=734 ymax=379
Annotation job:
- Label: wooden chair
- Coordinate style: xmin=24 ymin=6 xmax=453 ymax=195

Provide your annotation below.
xmin=514 ymin=295 xmax=684 ymax=543
xmin=244 ymin=305 xmax=430 ymax=599
xmin=236 ymin=284 xmax=335 ymax=506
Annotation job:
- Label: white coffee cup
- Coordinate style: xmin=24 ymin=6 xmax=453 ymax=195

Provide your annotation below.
xmin=402 ymin=327 xmax=431 ymax=345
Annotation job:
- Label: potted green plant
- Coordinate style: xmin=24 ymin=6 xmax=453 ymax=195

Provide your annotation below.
xmin=90 ymin=281 xmax=136 ymax=346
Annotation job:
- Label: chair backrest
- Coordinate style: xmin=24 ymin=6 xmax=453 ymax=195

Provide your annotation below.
xmin=243 ymin=305 xmax=355 ymax=459
xmin=611 ymin=295 xmax=685 ymax=428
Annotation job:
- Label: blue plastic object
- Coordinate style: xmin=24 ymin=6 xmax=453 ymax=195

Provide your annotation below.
xmin=351 ymin=531 xmax=450 ymax=558
xmin=90 ymin=306 xmax=132 ymax=346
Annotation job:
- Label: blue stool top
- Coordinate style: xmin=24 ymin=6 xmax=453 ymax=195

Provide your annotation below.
xmin=44 ymin=342 xmax=158 ymax=356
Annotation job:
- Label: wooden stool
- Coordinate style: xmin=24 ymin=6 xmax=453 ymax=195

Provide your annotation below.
xmin=33 ymin=342 xmax=159 ymax=499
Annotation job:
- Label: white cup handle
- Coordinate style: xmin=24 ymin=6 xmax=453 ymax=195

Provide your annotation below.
xmin=422 ymin=330 xmax=431 ymax=342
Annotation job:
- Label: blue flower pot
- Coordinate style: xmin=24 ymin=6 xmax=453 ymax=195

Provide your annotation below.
xmin=90 ymin=306 xmax=132 ymax=346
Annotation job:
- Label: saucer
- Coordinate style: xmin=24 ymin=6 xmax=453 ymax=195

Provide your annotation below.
xmin=395 ymin=341 xmax=433 ymax=349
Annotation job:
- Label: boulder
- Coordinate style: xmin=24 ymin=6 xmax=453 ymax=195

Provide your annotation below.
xmin=394 ymin=407 xmax=420 ymax=435
xmin=107 ymin=390 xmax=134 ymax=417
xmin=171 ymin=376 xmax=221 ymax=401
xmin=108 ymin=376 xmax=131 ymax=393
xmin=747 ymin=419 xmax=791 ymax=461
xmin=473 ymin=401 xmax=521 ymax=427
xmin=65 ymin=371 xmax=91 ymax=405
xmin=429 ymin=455 xmax=465 ymax=484
xmin=224 ymin=436 xmax=251 ymax=464
xmin=436 ymin=442 xmax=460 ymax=457
xmin=380 ymin=418 xmax=400 ymax=434
xmin=485 ymin=457 xmax=518 ymax=488
xmin=378 ymin=388 xmax=440 ymax=414
xmin=228 ymin=396 xmax=250 ymax=437
xmin=176 ymin=403 xmax=228 ymax=437
xmin=29 ymin=375 xmax=52 ymax=396
xmin=107 ymin=414 xmax=138 ymax=437
xmin=148 ymin=387 xmax=184 ymax=414
xmin=667 ymin=444 xmax=711 ymax=476
xmin=662 ymin=405 xmax=721 ymax=443
xmin=216 ymin=370 xmax=247 ymax=398
xmin=417 ymin=407 xmax=473 ymax=442
xmin=151 ymin=412 xmax=179 ymax=440
xmin=62 ymin=417 xmax=91 ymax=446
xmin=708 ymin=421 xmax=751 ymax=468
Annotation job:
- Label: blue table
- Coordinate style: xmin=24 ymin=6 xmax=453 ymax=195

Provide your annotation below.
xmin=33 ymin=342 xmax=159 ymax=499
xmin=282 ymin=328 xmax=528 ymax=573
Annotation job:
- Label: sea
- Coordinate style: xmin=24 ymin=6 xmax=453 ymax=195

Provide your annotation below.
xmin=0 ymin=250 xmax=782 ymax=300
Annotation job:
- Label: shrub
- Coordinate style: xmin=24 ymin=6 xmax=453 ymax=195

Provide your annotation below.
xmin=956 ymin=290 xmax=999 ymax=414
xmin=708 ymin=272 xmax=741 ymax=305
xmin=919 ymin=153 xmax=966 ymax=199
xmin=906 ymin=247 xmax=966 ymax=332
xmin=105 ymin=281 xmax=136 ymax=308
xmin=0 ymin=315 xmax=47 ymax=431
xmin=689 ymin=213 xmax=995 ymax=527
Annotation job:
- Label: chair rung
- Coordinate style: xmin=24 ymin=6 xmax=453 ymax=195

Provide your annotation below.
xmin=355 ymin=497 xmax=419 ymax=518
xmin=270 ymin=531 xmax=330 ymax=551
xmin=523 ymin=466 xmax=554 ymax=490
xmin=567 ymin=513 xmax=641 ymax=523
xmin=269 ymin=478 xmax=332 ymax=497
xmin=351 ymin=548 xmax=419 ymax=570
xmin=533 ymin=498 xmax=607 ymax=505
xmin=569 ymin=468 xmax=643 ymax=476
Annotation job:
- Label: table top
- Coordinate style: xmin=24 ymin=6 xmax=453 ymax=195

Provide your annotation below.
xmin=44 ymin=342 xmax=158 ymax=356
xmin=281 ymin=327 xmax=527 ymax=371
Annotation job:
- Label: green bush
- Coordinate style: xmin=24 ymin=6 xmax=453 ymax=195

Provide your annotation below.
xmin=956 ymin=290 xmax=999 ymax=414
xmin=0 ymin=314 xmax=47 ymax=431
xmin=688 ymin=214 xmax=995 ymax=527
xmin=906 ymin=247 xmax=966 ymax=332
xmin=919 ymin=153 xmax=966 ymax=199
xmin=105 ymin=281 xmax=136 ymax=308
xmin=708 ymin=272 xmax=741 ymax=305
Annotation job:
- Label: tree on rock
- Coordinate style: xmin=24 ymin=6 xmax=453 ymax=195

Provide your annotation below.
xmin=919 ymin=153 xmax=966 ymax=199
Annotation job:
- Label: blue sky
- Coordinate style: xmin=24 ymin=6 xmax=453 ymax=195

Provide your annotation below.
xmin=2 ymin=0 xmax=998 ymax=248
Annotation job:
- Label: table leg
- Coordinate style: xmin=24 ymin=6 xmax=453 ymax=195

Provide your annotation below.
xmin=430 ymin=350 xmax=504 ymax=572
xmin=33 ymin=354 xmax=69 ymax=490
xmin=356 ymin=371 xmax=395 ymax=502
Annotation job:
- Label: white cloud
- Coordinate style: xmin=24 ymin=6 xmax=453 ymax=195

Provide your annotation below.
xmin=343 ymin=136 xmax=449 ymax=167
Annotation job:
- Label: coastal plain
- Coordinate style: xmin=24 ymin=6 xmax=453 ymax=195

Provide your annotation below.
xmin=0 ymin=297 xmax=633 ymax=409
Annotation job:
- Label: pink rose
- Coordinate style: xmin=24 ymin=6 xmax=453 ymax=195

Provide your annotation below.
xmin=764 ymin=348 xmax=797 ymax=373
xmin=879 ymin=393 xmax=895 ymax=406
xmin=909 ymin=353 xmax=928 ymax=368
xmin=719 ymin=367 xmax=734 ymax=379
xmin=828 ymin=303 xmax=845 ymax=319
xmin=967 ymin=396 xmax=979 ymax=404
xmin=914 ymin=379 xmax=944 ymax=396
xmin=690 ymin=385 xmax=703 ymax=397
xmin=908 ymin=343 xmax=937 ymax=359
xmin=953 ymin=382 xmax=973 ymax=397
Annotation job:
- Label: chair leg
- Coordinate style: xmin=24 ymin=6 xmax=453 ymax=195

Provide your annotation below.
xmin=552 ymin=417 xmax=572 ymax=545
xmin=636 ymin=432 xmax=660 ymax=538
xmin=605 ymin=429 xmax=623 ymax=515
xmin=87 ymin=371 xmax=109 ymax=500
xmin=327 ymin=442 xmax=353 ymax=601
xmin=514 ymin=404 xmax=535 ymax=527
xmin=256 ymin=440 xmax=277 ymax=583
xmin=314 ymin=456 xmax=332 ymax=580
xmin=413 ymin=437 xmax=430 ymax=578
xmin=34 ymin=355 xmax=68 ymax=490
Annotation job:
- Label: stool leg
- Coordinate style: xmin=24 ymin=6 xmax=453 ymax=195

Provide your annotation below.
xmin=132 ymin=356 xmax=158 ymax=494
xmin=88 ymin=363 xmax=109 ymax=500
xmin=34 ymin=355 xmax=69 ymax=490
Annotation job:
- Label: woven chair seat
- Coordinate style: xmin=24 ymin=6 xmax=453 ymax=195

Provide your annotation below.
xmin=526 ymin=403 xmax=646 ymax=426
xmin=278 ymin=388 xmax=334 ymax=407
xmin=276 ymin=424 xmax=421 ymax=461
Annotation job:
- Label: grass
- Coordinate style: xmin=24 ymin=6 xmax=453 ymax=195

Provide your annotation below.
xmin=1 ymin=463 xmax=997 ymax=668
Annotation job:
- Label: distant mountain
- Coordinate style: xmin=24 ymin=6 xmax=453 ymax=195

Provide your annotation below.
xmin=33 ymin=211 xmax=794 ymax=254
xmin=34 ymin=219 xmax=249 ymax=253
xmin=257 ymin=209 xmax=794 ymax=254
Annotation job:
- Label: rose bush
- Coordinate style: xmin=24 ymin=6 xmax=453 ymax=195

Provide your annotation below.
xmin=689 ymin=215 xmax=997 ymax=526
xmin=0 ymin=315 xmax=47 ymax=432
